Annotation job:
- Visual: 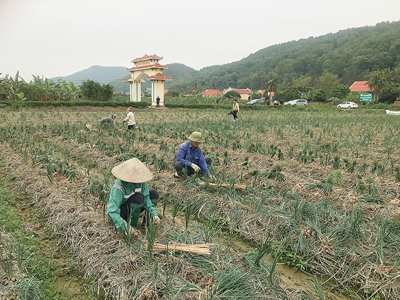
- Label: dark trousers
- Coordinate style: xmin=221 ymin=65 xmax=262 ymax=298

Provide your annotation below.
xmin=120 ymin=189 xmax=159 ymax=222
xmin=232 ymin=111 xmax=238 ymax=119
xmin=174 ymin=158 xmax=212 ymax=176
xmin=127 ymin=125 xmax=135 ymax=130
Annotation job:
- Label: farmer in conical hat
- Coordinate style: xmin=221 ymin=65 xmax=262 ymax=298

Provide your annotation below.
xmin=107 ymin=158 xmax=160 ymax=234
xmin=174 ymin=131 xmax=212 ymax=177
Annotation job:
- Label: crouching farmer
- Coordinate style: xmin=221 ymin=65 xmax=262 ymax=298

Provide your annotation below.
xmin=107 ymin=158 xmax=160 ymax=236
xmin=100 ymin=114 xmax=117 ymax=127
xmin=174 ymin=131 xmax=212 ymax=177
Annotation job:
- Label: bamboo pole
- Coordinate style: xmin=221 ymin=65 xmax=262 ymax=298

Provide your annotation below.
xmin=145 ymin=242 xmax=215 ymax=256
xmin=199 ymin=181 xmax=246 ymax=190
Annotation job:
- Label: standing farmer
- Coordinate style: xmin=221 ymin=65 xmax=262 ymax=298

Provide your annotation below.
xmin=107 ymin=158 xmax=160 ymax=235
xmin=156 ymin=96 xmax=160 ymax=107
xmin=232 ymin=99 xmax=239 ymax=120
xmin=174 ymin=131 xmax=212 ymax=177
xmin=123 ymin=106 xmax=136 ymax=130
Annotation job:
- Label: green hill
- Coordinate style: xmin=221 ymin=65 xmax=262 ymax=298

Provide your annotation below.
xmin=167 ymin=21 xmax=400 ymax=91
xmin=51 ymin=21 xmax=400 ymax=94
xmin=51 ymin=65 xmax=129 ymax=85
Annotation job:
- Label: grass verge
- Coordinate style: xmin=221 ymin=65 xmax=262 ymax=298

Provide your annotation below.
xmin=0 ymin=167 xmax=94 ymax=300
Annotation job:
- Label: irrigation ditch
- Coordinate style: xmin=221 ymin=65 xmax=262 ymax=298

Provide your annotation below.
xmin=1 ymin=106 xmax=400 ymax=299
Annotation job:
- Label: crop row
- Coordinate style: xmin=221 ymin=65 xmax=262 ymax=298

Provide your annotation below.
xmin=1 ymin=107 xmax=400 ymax=298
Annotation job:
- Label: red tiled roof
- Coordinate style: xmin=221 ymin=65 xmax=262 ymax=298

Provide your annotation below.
xmin=234 ymin=89 xmax=251 ymax=95
xmin=132 ymin=54 xmax=163 ymax=62
xmin=113 ymin=91 xmax=122 ymax=94
xmin=127 ymin=63 xmax=168 ymax=71
xmin=350 ymin=81 xmax=372 ymax=92
xmin=164 ymin=90 xmax=168 ymax=94
xmin=147 ymin=73 xmax=172 ymax=81
xmin=201 ymin=89 xmax=222 ymax=96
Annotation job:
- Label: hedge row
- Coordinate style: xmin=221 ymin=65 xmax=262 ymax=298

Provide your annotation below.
xmin=1 ymin=101 xmax=272 ymax=110
xmin=0 ymin=101 xmax=151 ymax=109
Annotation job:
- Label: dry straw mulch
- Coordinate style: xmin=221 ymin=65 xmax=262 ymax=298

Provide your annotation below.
xmin=0 ymin=143 xmax=222 ymax=300
xmin=1 ymin=143 xmax=139 ymax=299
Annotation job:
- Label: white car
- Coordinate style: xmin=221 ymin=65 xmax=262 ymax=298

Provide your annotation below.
xmin=337 ymin=102 xmax=358 ymax=109
xmin=246 ymin=98 xmax=266 ymax=105
xmin=284 ymin=99 xmax=308 ymax=106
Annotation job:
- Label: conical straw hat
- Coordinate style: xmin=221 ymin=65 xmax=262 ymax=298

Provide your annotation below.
xmin=112 ymin=158 xmax=153 ymax=183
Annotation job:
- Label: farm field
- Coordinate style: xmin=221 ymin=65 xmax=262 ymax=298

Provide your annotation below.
xmin=1 ymin=105 xmax=400 ymax=300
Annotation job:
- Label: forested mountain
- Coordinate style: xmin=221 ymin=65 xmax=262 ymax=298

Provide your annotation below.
xmin=51 ymin=65 xmax=128 ymax=85
xmin=109 ymin=63 xmax=196 ymax=93
xmin=50 ymin=21 xmax=400 ymax=94
xmin=167 ymin=21 xmax=400 ymax=91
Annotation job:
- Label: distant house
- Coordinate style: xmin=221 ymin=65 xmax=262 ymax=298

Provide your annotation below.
xmin=164 ymin=90 xmax=168 ymax=94
xmin=256 ymin=90 xmax=266 ymax=96
xmin=223 ymin=88 xmax=252 ymax=100
xmin=201 ymin=89 xmax=222 ymax=97
xmin=113 ymin=91 xmax=123 ymax=94
xmin=349 ymin=81 xmax=373 ymax=93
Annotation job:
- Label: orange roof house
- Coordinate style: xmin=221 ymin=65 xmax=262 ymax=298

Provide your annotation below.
xmin=201 ymin=89 xmax=222 ymax=97
xmin=223 ymin=88 xmax=252 ymax=100
xmin=349 ymin=81 xmax=373 ymax=93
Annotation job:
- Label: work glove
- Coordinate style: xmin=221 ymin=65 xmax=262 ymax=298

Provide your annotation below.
xmin=191 ymin=163 xmax=201 ymax=173
xmin=154 ymin=216 xmax=160 ymax=226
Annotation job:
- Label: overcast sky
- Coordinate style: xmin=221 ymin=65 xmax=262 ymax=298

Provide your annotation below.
xmin=1 ymin=0 xmax=399 ymax=81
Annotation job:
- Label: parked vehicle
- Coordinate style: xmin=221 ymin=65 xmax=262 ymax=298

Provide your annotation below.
xmin=246 ymin=98 xmax=266 ymax=105
xmin=284 ymin=99 xmax=308 ymax=106
xmin=337 ymin=102 xmax=358 ymax=109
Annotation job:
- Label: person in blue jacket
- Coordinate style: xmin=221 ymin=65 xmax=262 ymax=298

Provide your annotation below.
xmin=174 ymin=131 xmax=212 ymax=177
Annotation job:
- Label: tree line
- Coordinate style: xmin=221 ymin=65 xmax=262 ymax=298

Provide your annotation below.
xmin=0 ymin=73 xmax=114 ymax=102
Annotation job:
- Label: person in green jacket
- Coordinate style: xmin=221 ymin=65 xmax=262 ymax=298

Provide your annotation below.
xmin=107 ymin=158 xmax=160 ymax=235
